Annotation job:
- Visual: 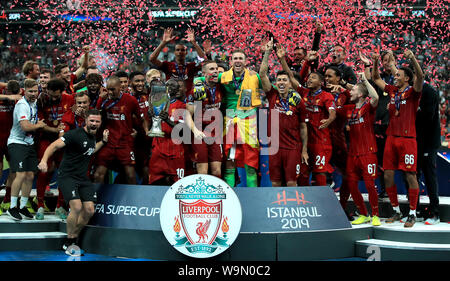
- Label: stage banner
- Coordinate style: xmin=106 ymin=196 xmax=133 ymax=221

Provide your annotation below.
xmin=89 ymin=184 xmax=167 ymax=231
xmin=89 ymin=184 xmax=351 ymax=232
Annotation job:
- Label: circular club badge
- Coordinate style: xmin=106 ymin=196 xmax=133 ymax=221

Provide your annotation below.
xmin=160 ymin=174 xmax=242 ymax=258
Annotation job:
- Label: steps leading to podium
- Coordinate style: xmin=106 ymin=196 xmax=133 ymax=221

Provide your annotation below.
xmin=0 ymin=215 xmax=66 ymax=251
xmin=354 ymin=221 xmax=450 ymax=261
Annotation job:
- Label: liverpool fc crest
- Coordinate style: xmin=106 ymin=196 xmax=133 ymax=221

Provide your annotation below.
xmin=160 ymin=175 xmax=242 ymax=258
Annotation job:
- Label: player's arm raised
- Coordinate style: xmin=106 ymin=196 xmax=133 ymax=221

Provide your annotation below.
xmin=277 ymin=44 xmax=300 ymax=90
xmin=371 ymin=52 xmax=387 ymax=91
xmin=359 ymin=72 xmax=379 ymax=108
xmin=259 ymin=38 xmax=274 ymax=93
xmin=150 ymin=28 xmax=175 ymax=68
xmin=404 ymin=49 xmax=424 ymax=93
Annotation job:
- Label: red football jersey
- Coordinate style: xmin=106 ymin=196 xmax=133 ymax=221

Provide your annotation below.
xmin=329 ymin=89 xmax=350 ymax=142
xmin=38 ymin=93 xmax=75 ymax=141
xmin=61 ymin=110 xmax=86 ymax=132
xmin=96 ymin=93 xmax=140 ymax=148
xmin=297 ymin=86 xmax=335 ymax=146
xmin=384 ymin=84 xmax=421 ymax=138
xmin=152 ymin=99 xmax=186 ymax=158
xmin=341 ymin=100 xmax=377 ymax=156
xmin=267 ymin=87 xmax=306 ymax=150
xmin=161 ymin=61 xmax=201 ymax=94
xmin=187 ymin=83 xmax=223 ymax=138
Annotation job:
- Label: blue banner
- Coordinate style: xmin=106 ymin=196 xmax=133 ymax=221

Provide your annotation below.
xmin=89 ymin=184 xmax=351 ymax=232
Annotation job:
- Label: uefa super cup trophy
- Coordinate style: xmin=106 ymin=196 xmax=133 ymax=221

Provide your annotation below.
xmin=148 ymin=82 xmax=170 ymax=137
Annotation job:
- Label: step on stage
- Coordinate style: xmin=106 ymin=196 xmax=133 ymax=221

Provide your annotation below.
xmin=1 ymin=185 xmax=449 ymax=261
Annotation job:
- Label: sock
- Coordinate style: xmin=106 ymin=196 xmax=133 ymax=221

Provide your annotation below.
xmin=10 ymin=196 xmax=18 ymax=208
xmin=56 ymin=189 xmax=65 ymax=209
xmin=244 ymin=165 xmax=257 ymax=187
xmin=224 ymin=169 xmax=236 ymax=187
xmin=393 ymin=206 xmax=400 ymax=213
xmin=409 ymin=209 xmax=417 ymax=216
xmin=314 ymin=174 xmax=327 ymax=186
xmin=20 ymin=197 xmax=29 ymax=209
xmin=408 ymin=188 xmax=420 ymax=211
xmin=386 ymin=185 xmax=399 ymax=207
xmin=36 ymin=172 xmax=51 ymax=208
xmin=3 ymin=186 xmax=11 ymax=203
xmin=365 ymin=179 xmax=379 ymax=217
xmin=348 ymin=179 xmax=368 ymax=216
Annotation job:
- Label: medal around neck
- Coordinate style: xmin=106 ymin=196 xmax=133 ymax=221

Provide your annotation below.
xmin=148 ymin=85 xmax=170 ymax=137
xmin=160 ymin=174 xmax=242 ymax=258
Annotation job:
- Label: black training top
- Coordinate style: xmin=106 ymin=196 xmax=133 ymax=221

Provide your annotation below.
xmin=58 ymin=127 xmax=96 ymax=180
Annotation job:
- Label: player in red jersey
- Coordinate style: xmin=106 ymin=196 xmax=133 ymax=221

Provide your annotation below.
xmin=150 ymin=28 xmax=207 ymax=95
xmin=38 ymin=68 xmax=53 ymax=96
xmin=94 ymin=76 xmax=141 ymax=185
xmin=35 ymin=78 xmax=75 ymax=219
xmin=338 ymin=73 xmax=380 ymax=226
xmin=372 ymin=49 xmax=424 ymax=227
xmin=83 ymin=73 xmax=105 ymax=108
xmin=129 ymin=71 xmax=151 ymax=184
xmin=323 ymin=65 xmax=353 ymax=217
xmin=0 ymin=81 xmax=22 ymax=214
xmin=116 ymin=70 xmax=130 ymax=94
xmin=279 ymin=46 xmax=336 ymax=186
xmin=187 ymin=60 xmax=223 ymax=177
xmin=259 ymin=39 xmax=308 ymax=187
xmin=61 ymin=91 xmax=90 ymax=133
xmin=148 ymin=79 xmax=186 ymax=185
xmin=54 ymin=46 xmax=90 ymax=95
xmin=148 ymin=78 xmax=203 ymax=185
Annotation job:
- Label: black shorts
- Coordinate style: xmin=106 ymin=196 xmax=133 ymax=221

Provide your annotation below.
xmin=57 ymin=175 xmax=97 ymax=203
xmin=8 ymin=143 xmax=38 ymax=173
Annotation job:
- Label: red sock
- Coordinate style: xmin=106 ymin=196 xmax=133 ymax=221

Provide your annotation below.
xmin=348 ymin=179 xmax=368 ymax=216
xmin=339 ymin=178 xmax=351 ymax=209
xmin=365 ymin=179 xmax=379 ymax=216
xmin=386 ymin=185 xmax=399 ymax=207
xmin=36 ymin=172 xmax=51 ymax=208
xmin=3 ymin=186 xmax=11 ymax=203
xmin=408 ymin=188 xmax=420 ymax=211
xmin=56 ymin=188 xmax=65 ymax=209
xmin=314 ymin=174 xmax=327 ymax=186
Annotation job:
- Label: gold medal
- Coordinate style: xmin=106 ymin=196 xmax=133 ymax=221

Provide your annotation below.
xmin=394 ymin=110 xmax=399 ymax=117
xmin=53 ymin=120 xmax=59 ymax=126
xmin=286 ymin=110 xmax=293 ymax=116
xmin=235 ymin=89 xmax=240 ymax=95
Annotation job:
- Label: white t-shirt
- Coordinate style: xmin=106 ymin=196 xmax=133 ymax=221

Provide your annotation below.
xmin=7 ymin=97 xmax=38 ymax=146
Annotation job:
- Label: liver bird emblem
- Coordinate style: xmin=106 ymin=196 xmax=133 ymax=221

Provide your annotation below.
xmin=196 ymin=219 xmax=211 ymax=243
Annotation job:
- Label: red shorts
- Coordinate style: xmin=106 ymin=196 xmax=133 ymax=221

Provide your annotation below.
xmin=148 ymin=148 xmax=185 ymax=184
xmin=306 ymin=144 xmax=333 ymax=173
xmin=383 ymin=136 xmax=417 ymax=172
xmin=0 ymin=138 xmax=9 ymax=161
xmin=269 ymin=147 xmax=302 ymax=183
xmin=95 ymin=144 xmax=136 ymax=167
xmin=192 ymin=141 xmax=223 ymax=164
xmin=224 ymin=143 xmax=259 ymax=169
xmin=346 ymin=153 xmax=378 ymax=181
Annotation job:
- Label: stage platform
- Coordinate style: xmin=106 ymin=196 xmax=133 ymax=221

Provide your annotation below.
xmin=0 ymin=194 xmax=449 ymax=261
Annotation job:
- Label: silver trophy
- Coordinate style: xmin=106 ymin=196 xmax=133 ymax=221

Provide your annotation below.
xmin=148 ymin=84 xmax=170 ymax=137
